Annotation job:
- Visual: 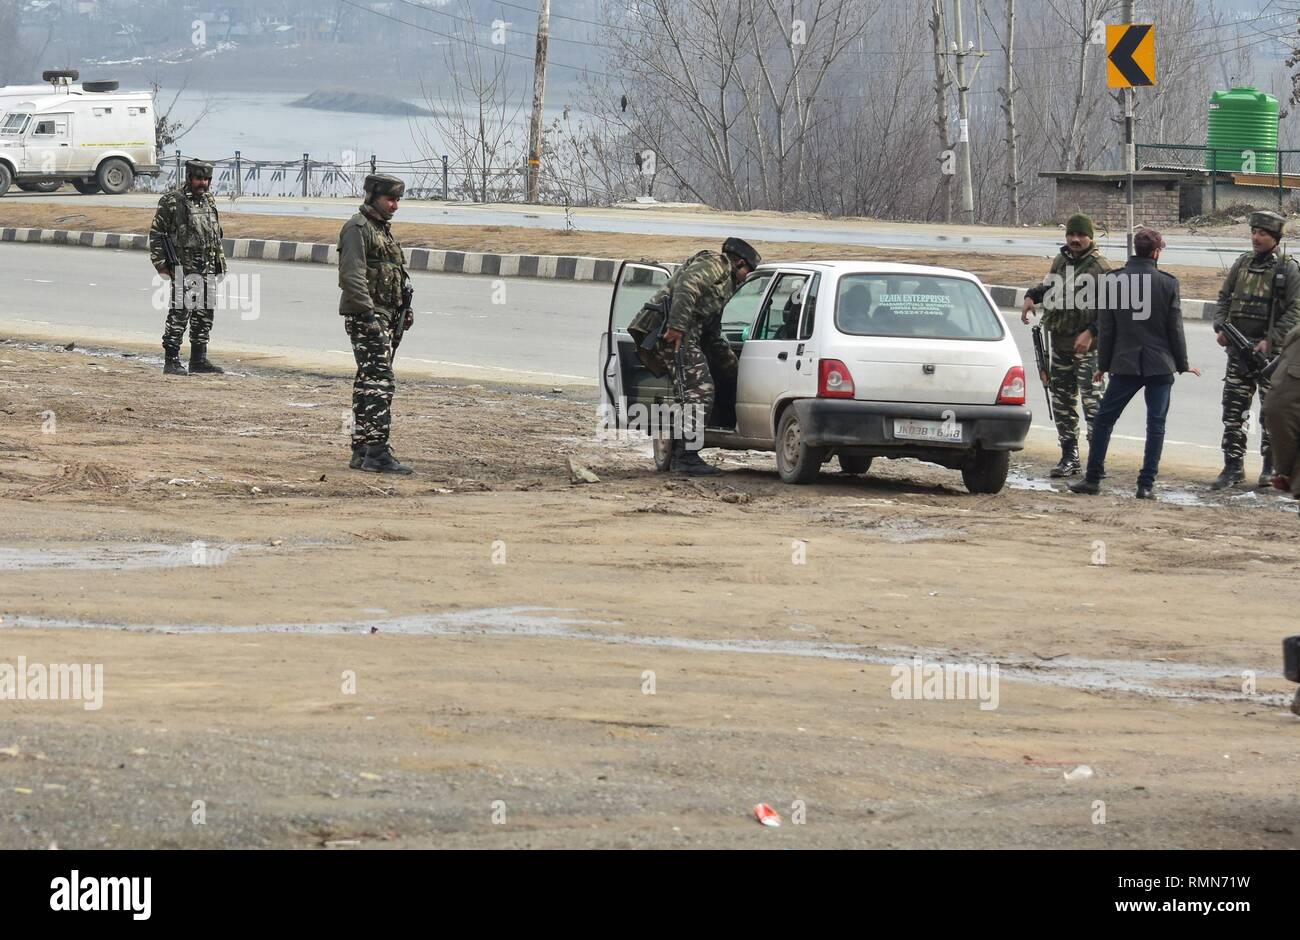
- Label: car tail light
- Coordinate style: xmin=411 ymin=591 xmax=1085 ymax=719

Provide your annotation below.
xmin=997 ymin=366 xmax=1026 ymax=405
xmin=818 ymin=359 xmax=855 ymax=399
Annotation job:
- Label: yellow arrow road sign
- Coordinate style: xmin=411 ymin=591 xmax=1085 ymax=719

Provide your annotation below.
xmin=1107 ymin=24 xmax=1156 ymax=88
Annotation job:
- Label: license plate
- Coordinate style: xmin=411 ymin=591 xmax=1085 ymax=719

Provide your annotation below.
xmin=893 ymin=418 xmax=963 ymax=443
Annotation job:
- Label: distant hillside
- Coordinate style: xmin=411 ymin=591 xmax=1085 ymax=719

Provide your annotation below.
xmin=290 ymin=89 xmax=434 ymax=116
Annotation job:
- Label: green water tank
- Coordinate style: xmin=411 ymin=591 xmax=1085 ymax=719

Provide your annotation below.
xmin=1208 ymin=87 xmax=1278 ymax=173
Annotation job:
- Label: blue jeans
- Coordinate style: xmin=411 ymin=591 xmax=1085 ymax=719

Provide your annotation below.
xmin=1086 ymin=373 xmax=1175 ymax=487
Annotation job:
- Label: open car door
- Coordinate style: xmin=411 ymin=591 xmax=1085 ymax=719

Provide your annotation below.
xmin=598 ymin=260 xmax=672 ymax=430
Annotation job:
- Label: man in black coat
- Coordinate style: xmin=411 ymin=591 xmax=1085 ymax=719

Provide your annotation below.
xmin=1069 ymin=229 xmax=1202 ymax=499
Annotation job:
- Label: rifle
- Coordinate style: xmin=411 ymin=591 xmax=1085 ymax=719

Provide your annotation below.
xmin=393 ymin=277 xmax=414 ymax=351
xmin=160 ymin=233 xmax=182 ymax=308
xmin=1030 ymin=324 xmax=1054 ymax=423
xmin=1217 ymin=321 xmax=1279 ymax=386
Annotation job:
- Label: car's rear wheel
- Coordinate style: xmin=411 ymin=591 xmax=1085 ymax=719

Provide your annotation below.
xmin=96 ymin=158 xmax=133 ymax=195
xmin=652 ymin=437 xmax=673 ymax=472
xmin=72 ymin=179 xmax=101 ymax=195
xmin=962 ymin=450 xmax=1009 ymax=494
xmin=17 ymin=180 xmax=61 ymax=193
xmin=838 ymin=453 xmax=873 ymax=475
xmin=775 ymin=408 xmax=826 ymax=484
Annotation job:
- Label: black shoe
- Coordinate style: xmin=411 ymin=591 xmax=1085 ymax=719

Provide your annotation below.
xmin=1258 ymin=457 xmax=1275 ymax=489
xmin=349 ymin=444 xmax=365 ymax=470
xmin=1135 ymin=485 xmax=1155 ymax=500
xmin=188 ymin=342 xmax=224 ymax=374
xmin=1067 ymin=479 xmax=1100 ymax=495
xmin=1049 ymin=445 xmax=1082 ymax=478
xmin=361 ymin=443 xmax=413 ymax=475
xmin=1209 ymin=459 xmax=1245 ymax=491
xmin=671 ymin=442 xmax=723 ymax=476
xmin=163 ymin=348 xmax=188 ymax=375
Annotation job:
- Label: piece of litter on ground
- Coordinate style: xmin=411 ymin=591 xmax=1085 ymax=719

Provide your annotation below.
xmin=323 ymin=839 xmax=361 ymax=848
xmin=1063 ymin=765 xmax=1094 ymax=781
xmin=0 ymin=745 xmax=19 ymax=758
xmin=250 ymin=486 xmax=262 ymax=494
xmin=566 ymin=457 xmax=600 ymax=484
xmin=754 ymin=803 xmax=782 ymax=827
xmin=13 ymin=788 xmax=32 ymax=795
xmin=166 ymin=478 xmax=197 ymax=486
xmin=359 ymin=772 xmax=383 ymax=781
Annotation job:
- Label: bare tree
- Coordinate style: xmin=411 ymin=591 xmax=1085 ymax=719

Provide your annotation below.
xmin=150 ymin=75 xmax=216 ymax=153
xmin=998 ymin=0 xmax=1021 ymax=225
xmin=930 ymin=0 xmax=955 ymax=222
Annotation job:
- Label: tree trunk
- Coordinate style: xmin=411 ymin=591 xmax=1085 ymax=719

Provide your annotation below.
xmin=930 ymin=0 xmax=954 ymax=223
xmin=1002 ymin=0 xmax=1020 ymax=226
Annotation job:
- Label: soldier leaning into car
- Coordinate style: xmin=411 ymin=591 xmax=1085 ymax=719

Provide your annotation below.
xmin=654 ymin=237 xmax=761 ymax=476
xmin=1020 ymin=213 xmax=1113 ymax=478
xmin=1208 ymin=209 xmax=1300 ymax=491
xmin=338 ymin=173 xmax=414 ymax=475
xmin=148 ymin=159 xmax=227 ymax=376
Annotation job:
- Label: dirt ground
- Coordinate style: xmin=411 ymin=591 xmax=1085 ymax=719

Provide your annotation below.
xmin=0 ymin=202 xmax=1236 ymax=300
xmin=1 ymin=337 xmax=1299 ymax=849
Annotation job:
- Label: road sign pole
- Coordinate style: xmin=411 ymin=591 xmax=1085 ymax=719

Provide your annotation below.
xmin=1123 ymin=0 xmax=1134 ymax=259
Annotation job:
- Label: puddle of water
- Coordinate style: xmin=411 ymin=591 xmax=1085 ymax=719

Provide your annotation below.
xmin=5 ymin=607 xmax=1282 ymax=705
xmin=1006 ymin=471 xmax=1057 ymax=492
xmin=0 ymin=541 xmax=287 ymax=571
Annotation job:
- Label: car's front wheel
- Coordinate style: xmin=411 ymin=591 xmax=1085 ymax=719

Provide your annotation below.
xmin=962 ymin=449 xmax=1009 ymax=494
xmin=775 ymin=408 xmax=827 ymax=484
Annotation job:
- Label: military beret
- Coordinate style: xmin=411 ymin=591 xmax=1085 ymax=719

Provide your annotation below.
xmin=184 ymin=159 xmax=214 ymax=179
xmin=1249 ymin=210 xmax=1285 ymax=239
xmin=722 ymin=236 xmax=761 ymax=269
xmin=363 ymin=174 xmax=406 ymax=199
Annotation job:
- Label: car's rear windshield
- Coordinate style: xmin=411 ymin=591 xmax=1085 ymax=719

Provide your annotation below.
xmin=835 ymin=274 xmax=1003 ymax=340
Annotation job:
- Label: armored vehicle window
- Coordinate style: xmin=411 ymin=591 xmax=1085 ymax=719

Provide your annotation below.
xmin=1 ymin=113 xmax=31 ymax=136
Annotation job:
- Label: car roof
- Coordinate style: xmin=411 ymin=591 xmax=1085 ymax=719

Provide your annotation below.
xmin=5 ymin=93 xmax=151 ymax=115
xmin=755 ymin=260 xmax=983 ymax=282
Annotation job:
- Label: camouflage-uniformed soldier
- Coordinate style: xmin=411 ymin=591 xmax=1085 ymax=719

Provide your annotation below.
xmin=148 ymin=159 xmax=227 ymax=375
xmin=338 ymin=173 xmax=414 ymax=474
xmin=1263 ymin=323 xmax=1300 ymax=500
xmin=654 ymin=237 xmax=760 ymax=475
xmin=1210 ymin=209 xmax=1300 ymax=489
xmin=1021 ymin=213 xmax=1113 ymax=477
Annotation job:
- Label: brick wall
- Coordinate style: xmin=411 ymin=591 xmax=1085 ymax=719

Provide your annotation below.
xmin=1054 ymin=179 xmax=1181 ymax=231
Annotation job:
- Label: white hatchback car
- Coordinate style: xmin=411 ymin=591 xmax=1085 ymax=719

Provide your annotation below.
xmin=599 ymin=260 xmax=1031 ymax=493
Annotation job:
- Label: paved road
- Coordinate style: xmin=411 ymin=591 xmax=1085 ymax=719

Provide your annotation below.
xmin=0 ymin=241 xmax=1264 ymax=470
xmin=3 ymin=190 xmax=1248 ymax=271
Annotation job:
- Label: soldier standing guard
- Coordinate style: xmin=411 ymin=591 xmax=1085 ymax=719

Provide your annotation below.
xmin=1020 ymin=214 xmax=1113 ymax=478
xmin=338 ymin=173 xmax=415 ymax=474
xmin=148 ymin=159 xmax=227 ymax=376
xmin=1209 ymin=209 xmax=1300 ymax=490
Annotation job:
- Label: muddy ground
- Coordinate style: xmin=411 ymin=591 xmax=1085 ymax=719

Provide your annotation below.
xmin=0 ymin=202 xmax=1236 ymax=300
xmin=1 ymin=338 xmax=1299 ymax=849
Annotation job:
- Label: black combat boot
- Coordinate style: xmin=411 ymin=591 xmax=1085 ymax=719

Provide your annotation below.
xmin=670 ymin=440 xmax=723 ymax=476
xmin=188 ymin=343 xmax=224 ymax=374
xmin=349 ymin=443 xmax=365 ymax=470
xmin=1209 ymin=458 xmax=1245 ymax=491
xmin=1067 ymin=478 xmax=1100 ymax=495
xmin=361 ymin=443 xmax=413 ymax=475
xmin=1049 ymin=443 xmax=1082 ymax=478
xmin=1258 ymin=456 xmax=1275 ymax=489
xmin=163 ymin=347 xmax=187 ymax=376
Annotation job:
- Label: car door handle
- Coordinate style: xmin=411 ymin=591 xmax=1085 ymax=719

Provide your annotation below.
xmin=777 ymin=351 xmax=788 ymax=360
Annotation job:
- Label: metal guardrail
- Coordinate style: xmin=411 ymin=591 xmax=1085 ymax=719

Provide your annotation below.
xmin=133 ymin=149 xmax=639 ymax=207
xmin=1136 ymin=144 xmax=1300 ymax=212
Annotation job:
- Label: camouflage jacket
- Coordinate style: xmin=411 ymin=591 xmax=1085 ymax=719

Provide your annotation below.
xmin=1213 ymin=250 xmax=1300 ymax=350
xmin=664 ymin=250 xmax=739 ymax=337
xmin=337 ymin=204 xmax=407 ymax=316
xmin=1026 ymin=244 xmax=1113 ymax=337
xmin=148 ymin=185 xmax=226 ymax=274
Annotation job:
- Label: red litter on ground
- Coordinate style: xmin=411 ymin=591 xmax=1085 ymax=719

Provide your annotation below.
xmin=753 ymin=803 xmax=781 ymax=827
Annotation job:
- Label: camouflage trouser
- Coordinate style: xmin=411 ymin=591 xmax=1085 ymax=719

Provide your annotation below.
xmin=1048 ymin=338 xmax=1102 ymax=449
xmin=161 ymin=272 xmax=217 ymax=350
xmin=1221 ymin=352 xmax=1271 ymax=463
xmin=672 ymin=340 xmax=715 ymax=439
xmin=1263 ymin=356 xmax=1300 ymax=497
xmin=345 ymin=308 xmax=398 ymax=447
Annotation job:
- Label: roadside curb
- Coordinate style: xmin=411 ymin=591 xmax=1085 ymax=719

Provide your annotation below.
xmin=0 ymin=225 xmax=1219 ymax=319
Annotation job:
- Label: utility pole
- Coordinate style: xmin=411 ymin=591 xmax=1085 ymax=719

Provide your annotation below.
xmin=930 ymin=0 xmax=954 ymax=223
xmin=526 ymin=0 xmax=550 ymax=203
xmin=949 ymin=0 xmax=985 ymax=226
xmin=1122 ymin=0 xmax=1135 ymax=258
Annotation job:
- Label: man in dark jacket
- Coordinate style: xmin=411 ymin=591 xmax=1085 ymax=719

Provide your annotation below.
xmin=1069 ymin=229 xmax=1201 ymax=499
